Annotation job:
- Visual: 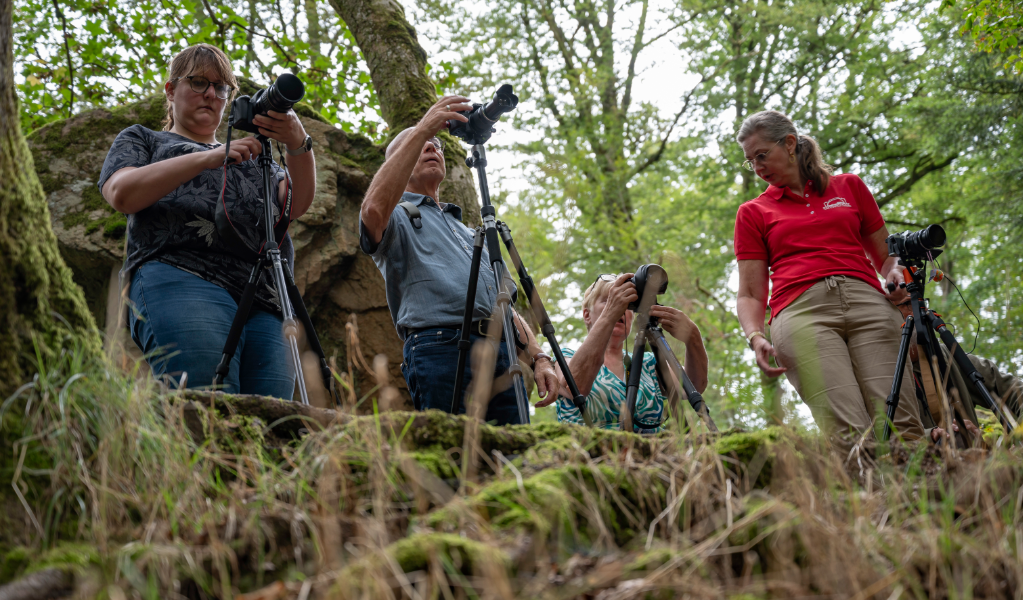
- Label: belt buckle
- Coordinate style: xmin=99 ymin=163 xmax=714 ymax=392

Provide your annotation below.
xmin=477 ymin=318 xmax=492 ymax=336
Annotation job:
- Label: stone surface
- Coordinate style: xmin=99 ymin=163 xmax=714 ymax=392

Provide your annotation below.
xmin=26 ymin=88 xmax=411 ymax=405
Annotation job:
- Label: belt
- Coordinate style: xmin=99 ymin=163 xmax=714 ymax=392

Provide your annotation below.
xmin=407 ymin=319 xmax=492 ymax=339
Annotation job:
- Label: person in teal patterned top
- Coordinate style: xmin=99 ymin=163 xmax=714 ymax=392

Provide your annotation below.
xmin=538 ymin=273 xmax=709 ymax=432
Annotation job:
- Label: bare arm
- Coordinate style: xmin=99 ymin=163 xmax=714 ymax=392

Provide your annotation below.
xmin=649 ymin=305 xmax=709 ymax=392
xmin=563 ymin=274 xmax=638 ymax=397
xmin=360 ymin=95 xmax=470 ymax=245
xmin=253 ymin=110 xmax=316 ymax=219
xmin=737 ymin=259 xmax=787 ymax=377
xmin=510 ymin=309 xmax=559 ymax=401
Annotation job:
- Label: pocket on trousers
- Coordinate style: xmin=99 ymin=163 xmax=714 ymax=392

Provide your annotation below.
xmin=411 ymin=329 xmax=461 ymax=350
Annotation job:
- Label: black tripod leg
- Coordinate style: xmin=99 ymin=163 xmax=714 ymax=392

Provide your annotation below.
xmin=485 ymin=226 xmax=529 ymax=424
xmin=281 ymin=261 xmax=340 ymax=407
xmin=933 ymin=315 xmax=1017 ymax=433
xmin=452 ymin=228 xmax=485 ymax=414
xmin=648 ymin=326 xmax=717 ymax=432
xmin=497 ymin=222 xmax=591 ymax=425
xmin=883 ymin=315 xmax=913 ymax=442
xmin=622 ymin=330 xmax=647 ymax=433
xmin=215 ymin=260 xmax=263 ymax=386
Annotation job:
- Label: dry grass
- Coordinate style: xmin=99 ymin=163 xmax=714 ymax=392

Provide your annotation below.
xmin=2 ymin=339 xmax=1023 ymax=600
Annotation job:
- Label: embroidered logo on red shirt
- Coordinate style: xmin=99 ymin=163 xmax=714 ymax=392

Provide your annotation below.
xmin=823 ymin=197 xmax=852 ymax=210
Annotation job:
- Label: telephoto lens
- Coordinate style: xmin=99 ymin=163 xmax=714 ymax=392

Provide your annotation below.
xmin=447 ymin=84 xmax=519 ymax=145
xmin=252 ymin=73 xmax=305 ymax=115
xmin=887 ymin=224 xmax=946 ymax=259
xmin=627 ymin=264 xmax=669 ymax=311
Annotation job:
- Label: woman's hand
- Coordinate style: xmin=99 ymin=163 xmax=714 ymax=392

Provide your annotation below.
xmin=601 ymin=273 xmax=638 ymax=323
xmin=752 ymin=336 xmax=787 ymax=377
xmin=649 ymin=305 xmax=698 ymax=342
xmin=532 ymin=358 xmax=561 ymax=407
xmin=884 ymin=264 xmax=909 ymax=304
xmin=252 ymin=110 xmax=309 ymax=151
xmin=204 ymin=135 xmax=264 ymax=168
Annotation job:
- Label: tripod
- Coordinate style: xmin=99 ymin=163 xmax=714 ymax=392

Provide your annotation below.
xmin=212 ymin=135 xmax=337 ymax=406
xmin=449 ymin=143 xmax=591 ymax=425
xmin=882 ymin=257 xmax=1015 ymax=443
xmin=621 ymin=267 xmax=717 ymax=434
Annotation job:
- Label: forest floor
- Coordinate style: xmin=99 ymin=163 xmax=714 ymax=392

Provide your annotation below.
xmin=1 ymin=344 xmax=1022 ymax=600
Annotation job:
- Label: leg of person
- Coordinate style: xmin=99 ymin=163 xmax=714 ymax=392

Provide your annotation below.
xmin=236 ymin=308 xmax=296 ymax=399
xmin=842 ymin=279 xmax=925 ymax=442
xmin=403 ymin=328 xmax=465 ymax=414
xmin=483 ymin=332 xmax=527 ymax=426
xmin=772 ymin=279 xmax=875 ymax=450
xmin=128 ymin=261 xmax=242 ymax=392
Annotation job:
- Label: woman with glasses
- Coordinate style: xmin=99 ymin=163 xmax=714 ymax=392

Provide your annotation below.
xmin=538 ymin=273 xmax=708 ymax=432
xmin=733 ymin=110 xmax=926 ymax=448
xmin=98 ymin=43 xmax=315 ymax=398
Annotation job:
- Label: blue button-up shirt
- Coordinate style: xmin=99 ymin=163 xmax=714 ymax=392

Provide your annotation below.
xmin=360 ymin=192 xmax=516 ymax=340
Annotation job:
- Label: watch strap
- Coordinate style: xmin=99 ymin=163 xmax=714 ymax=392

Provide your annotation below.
xmin=286 ymin=135 xmax=313 ymax=156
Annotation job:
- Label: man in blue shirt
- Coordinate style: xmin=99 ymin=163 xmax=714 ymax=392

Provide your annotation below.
xmin=360 ymin=95 xmax=559 ymax=425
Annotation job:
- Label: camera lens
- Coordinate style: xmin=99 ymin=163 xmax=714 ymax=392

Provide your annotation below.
xmin=252 ymin=73 xmax=305 ymax=115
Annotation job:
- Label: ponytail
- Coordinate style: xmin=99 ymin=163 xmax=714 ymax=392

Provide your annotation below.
xmin=737 ymin=110 xmax=833 ymax=193
xmin=796 ymin=134 xmax=832 ymax=194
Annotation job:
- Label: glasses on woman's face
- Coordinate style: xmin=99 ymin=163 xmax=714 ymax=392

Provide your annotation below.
xmin=593 ymin=273 xmax=617 ymax=286
xmin=427 ymin=137 xmax=443 ymax=151
xmin=175 ymin=75 xmax=233 ymax=100
xmin=741 ymin=140 xmax=784 ymax=171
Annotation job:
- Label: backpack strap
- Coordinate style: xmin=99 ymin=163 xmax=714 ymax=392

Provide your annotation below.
xmin=399 ymin=201 xmax=422 ymax=229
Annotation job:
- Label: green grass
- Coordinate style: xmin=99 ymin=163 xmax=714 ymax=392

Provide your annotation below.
xmin=1 ymin=339 xmax=1022 ymax=599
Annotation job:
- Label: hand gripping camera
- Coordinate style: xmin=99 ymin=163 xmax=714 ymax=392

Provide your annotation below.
xmin=446 ymin=84 xmax=519 ymax=145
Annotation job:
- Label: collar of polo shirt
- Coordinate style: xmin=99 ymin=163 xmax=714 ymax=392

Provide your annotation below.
xmin=765 ymin=181 xmax=814 ymax=201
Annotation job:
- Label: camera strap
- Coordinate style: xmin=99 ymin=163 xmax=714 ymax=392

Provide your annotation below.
xmin=214 ymin=129 xmax=293 ymax=260
xmin=398 ymin=201 xmax=422 ymax=229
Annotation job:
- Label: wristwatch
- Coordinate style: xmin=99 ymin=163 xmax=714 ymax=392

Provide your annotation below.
xmin=286 ymin=135 xmax=313 ymax=156
xmin=746 ymin=331 xmax=767 ymax=350
xmin=532 ymin=352 xmax=555 ymax=367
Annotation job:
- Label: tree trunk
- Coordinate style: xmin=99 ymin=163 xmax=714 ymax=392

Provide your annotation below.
xmin=328 ymin=0 xmax=479 ymax=224
xmin=0 ymin=0 xmax=100 ymax=398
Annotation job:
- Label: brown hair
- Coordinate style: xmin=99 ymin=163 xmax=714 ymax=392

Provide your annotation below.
xmin=162 ymin=43 xmax=238 ymax=131
xmin=736 ymin=110 xmax=833 ymax=193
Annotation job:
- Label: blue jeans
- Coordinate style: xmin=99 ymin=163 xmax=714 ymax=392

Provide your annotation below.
xmin=128 ymin=261 xmax=296 ymax=399
xmin=401 ymin=327 xmax=527 ymax=425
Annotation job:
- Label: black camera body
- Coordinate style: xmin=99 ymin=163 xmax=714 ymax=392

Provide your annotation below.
xmin=628 ymin=264 xmax=669 ymax=311
xmin=447 ymin=84 xmax=519 ymax=145
xmin=886 ymin=224 xmax=946 ymax=261
xmin=230 ymin=73 xmax=305 ymax=135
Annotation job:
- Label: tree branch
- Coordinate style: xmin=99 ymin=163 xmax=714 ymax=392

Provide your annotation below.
xmin=50 ymin=0 xmax=73 ymax=117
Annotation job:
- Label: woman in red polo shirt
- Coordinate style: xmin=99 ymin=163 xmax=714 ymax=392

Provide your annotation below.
xmin=733 ymin=110 xmax=926 ymax=448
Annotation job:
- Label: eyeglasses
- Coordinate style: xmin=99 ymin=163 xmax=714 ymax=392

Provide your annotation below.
xmin=741 ymin=140 xmax=784 ymax=171
xmin=593 ymin=273 xmax=617 ymax=287
xmin=427 ymin=137 xmax=443 ymax=151
xmin=173 ymin=75 xmax=233 ymax=100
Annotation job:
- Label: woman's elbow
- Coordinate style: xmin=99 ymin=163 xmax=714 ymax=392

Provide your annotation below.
xmin=102 ymin=186 xmax=131 ymax=215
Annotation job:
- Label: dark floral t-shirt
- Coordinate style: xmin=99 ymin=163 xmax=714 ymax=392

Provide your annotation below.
xmin=98 ymin=125 xmax=294 ymax=313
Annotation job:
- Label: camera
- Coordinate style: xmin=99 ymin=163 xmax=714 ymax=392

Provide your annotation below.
xmin=628 ymin=264 xmax=668 ymax=311
xmin=886 ymin=224 xmax=946 ymax=260
xmin=230 ymin=73 xmax=305 ymax=134
xmin=447 ymin=84 xmax=519 ymax=145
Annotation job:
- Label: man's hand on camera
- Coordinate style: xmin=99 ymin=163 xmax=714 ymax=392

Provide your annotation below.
xmin=252 ymin=110 xmax=308 ymax=151
xmin=207 ymin=135 xmax=263 ymax=167
xmin=416 ymin=95 xmax=472 ymax=138
xmin=752 ymin=335 xmax=787 ymax=377
xmin=602 ymin=273 xmax=638 ymax=322
xmin=649 ymin=305 xmax=698 ymax=343
xmin=884 ymin=265 xmax=909 ymax=303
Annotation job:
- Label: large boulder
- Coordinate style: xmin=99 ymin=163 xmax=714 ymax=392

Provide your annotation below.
xmin=26 ymin=88 xmax=409 ymax=405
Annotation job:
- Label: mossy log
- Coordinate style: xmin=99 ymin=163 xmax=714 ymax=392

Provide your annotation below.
xmin=0 ymin=0 xmax=100 ymax=398
xmin=178 ymin=390 xmax=343 ymax=441
xmin=0 ymin=568 xmax=73 ymax=600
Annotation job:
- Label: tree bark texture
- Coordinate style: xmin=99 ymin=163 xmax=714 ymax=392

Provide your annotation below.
xmin=0 ymin=0 xmax=100 ymax=398
xmin=27 ymin=83 xmax=408 ymax=407
xmin=328 ymin=0 xmax=480 ymax=224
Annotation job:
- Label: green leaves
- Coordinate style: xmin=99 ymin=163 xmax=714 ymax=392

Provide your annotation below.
xmin=13 ymin=0 xmax=380 ymax=136
xmin=943 ymin=0 xmax=1023 ymax=72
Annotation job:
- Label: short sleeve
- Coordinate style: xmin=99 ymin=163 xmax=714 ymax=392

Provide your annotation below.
xmin=98 ymin=125 xmax=154 ymax=197
xmin=734 ymin=202 xmax=768 ymax=260
xmin=360 ymin=207 xmax=403 ymax=256
xmin=849 ymin=175 xmax=884 ymax=237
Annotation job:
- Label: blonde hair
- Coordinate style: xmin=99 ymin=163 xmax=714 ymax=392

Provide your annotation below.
xmin=163 ymin=44 xmax=238 ymax=131
xmin=736 ymin=110 xmax=833 ymax=193
xmin=582 ymin=276 xmax=616 ymax=313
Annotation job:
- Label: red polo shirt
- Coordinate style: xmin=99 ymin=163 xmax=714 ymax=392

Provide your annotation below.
xmin=733 ymin=173 xmax=886 ymax=321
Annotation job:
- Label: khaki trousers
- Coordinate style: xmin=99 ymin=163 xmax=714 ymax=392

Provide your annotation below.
xmin=772 ymin=276 xmax=925 ymax=447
